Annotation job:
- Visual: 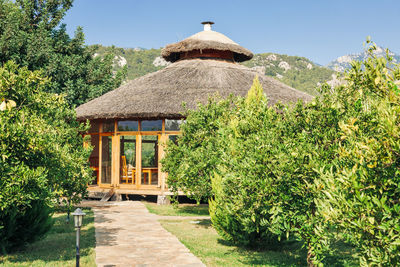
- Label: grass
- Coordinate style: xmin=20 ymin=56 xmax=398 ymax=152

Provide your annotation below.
xmin=143 ymin=202 xmax=209 ymax=216
xmin=159 ymin=219 xmax=359 ymax=267
xmin=0 ymin=207 xmax=96 ymax=267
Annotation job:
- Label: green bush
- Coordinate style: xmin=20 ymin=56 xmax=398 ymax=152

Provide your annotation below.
xmin=209 ymin=172 xmax=283 ymax=246
xmin=162 ymin=97 xmax=234 ymax=203
xmin=0 ymin=200 xmax=53 ymax=253
xmin=209 ymin=79 xmax=286 ymax=246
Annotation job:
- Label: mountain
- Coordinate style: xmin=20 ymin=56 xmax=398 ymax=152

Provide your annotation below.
xmin=94 ymin=45 xmax=165 ymax=80
xmin=242 ymin=53 xmax=335 ymax=95
xmin=94 ymin=46 xmax=336 ymax=96
xmin=326 ymin=46 xmax=400 ymax=72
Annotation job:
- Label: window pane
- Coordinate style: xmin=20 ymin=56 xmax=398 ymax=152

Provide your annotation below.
xmin=102 ymin=121 xmax=114 ymax=133
xmin=141 ymin=135 xmax=158 ymax=167
xmin=141 ymin=120 xmax=162 ymax=131
xmin=88 ymin=121 xmax=99 ymax=133
xmin=165 ymin=119 xmax=183 ymax=131
xmin=118 ymin=121 xmax=138 ymax=131
xmin=141 ymin=135 xmax=158 ymax=186
xmin=101 ymin=136 xmax=112 ymax=184
xmin=120 ymin=136 xmax=136 ymax=184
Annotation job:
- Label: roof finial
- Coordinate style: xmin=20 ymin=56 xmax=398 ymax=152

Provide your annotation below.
xmin=201 ymin=21 xmax=214 ymax=31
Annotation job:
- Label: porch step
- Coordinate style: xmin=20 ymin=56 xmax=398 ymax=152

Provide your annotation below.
xmin=100 ymin=188 xmax=115 ymax=202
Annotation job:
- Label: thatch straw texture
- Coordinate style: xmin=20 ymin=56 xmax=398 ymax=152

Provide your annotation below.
xmin=76 ymin=59 xmax=312 ymax=120
xmin=162 ymin=30 xmax=253 ymax=62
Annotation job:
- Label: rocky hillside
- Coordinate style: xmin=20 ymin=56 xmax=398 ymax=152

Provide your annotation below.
xmin=327 ymin=46 xmax=400 ymax=72
xmin=242 ymin=53 xmax=335 ymax=95
xmin=95 ymin=46 xmax=336 ymax=96
xmin=94 ymin=45 xmax=166 ymax=80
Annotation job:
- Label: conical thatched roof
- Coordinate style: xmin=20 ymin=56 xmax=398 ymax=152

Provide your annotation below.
xmin=161 ymin=23 xmax=253 ymax=62
xmin=76 ymin=59 xmax=312 ymax=120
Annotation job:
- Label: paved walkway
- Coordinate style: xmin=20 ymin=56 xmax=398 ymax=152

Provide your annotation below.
xmin=90 ymin=201 xmax=205 ymax=267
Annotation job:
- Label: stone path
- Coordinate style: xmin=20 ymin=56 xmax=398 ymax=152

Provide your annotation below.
xmin=90 ymin=201 xmax=205 ymax=267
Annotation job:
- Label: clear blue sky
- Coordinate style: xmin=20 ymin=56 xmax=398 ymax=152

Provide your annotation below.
xmin=62 ymin=0 xmax=400 ymax=65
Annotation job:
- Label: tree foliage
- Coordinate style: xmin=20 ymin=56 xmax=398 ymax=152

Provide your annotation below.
xmin=0 ymin=61 xmax=92 ymax=252
xmin=162 ymin=97 xmax=233 ymax=203
xmin=163 ymin=43 xmax=400 ymax=265
xmin=318 ymin=43 xmax=400 ymax=265
xmin=210 ymin=77 xmax=339 ymax=265
xmin=0 ymin=0 xmax=125 ymax=106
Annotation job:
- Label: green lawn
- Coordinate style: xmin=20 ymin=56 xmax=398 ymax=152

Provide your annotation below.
xmin=0 ymin=208 xmax=96 ymax=267
xmin=160 ymin=219 xmax=358 ymax=267
xmin=144 ymin=202 xmax=209 ymax=216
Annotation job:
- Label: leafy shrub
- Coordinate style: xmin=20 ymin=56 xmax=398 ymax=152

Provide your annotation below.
xmin=162 ymin=97 xmax=234 ymax=203
xmin=0 ymin=200 xmax=53 ymax=253
xmin=209 ymin=172 xmax=283 ymax=246
xmin=209 ymin=79 xmax=285 ymax=246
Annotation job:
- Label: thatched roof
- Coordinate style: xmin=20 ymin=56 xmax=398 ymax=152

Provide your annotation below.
xmin=76 ymin=59 xmax=312 ymax=120
xmin=161 ymin=28 xmax=253 ymax=62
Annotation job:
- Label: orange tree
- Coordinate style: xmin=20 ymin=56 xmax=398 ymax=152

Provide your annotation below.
xmin=162 ymin=97 xmax=234 ymax=203
xmin=209 ymin=78 xmax=342 ymax=265
xmin=318 ymin=44 xmax=400 ymax=265
xmin=0 ymin=61 xmax=92 ymax=253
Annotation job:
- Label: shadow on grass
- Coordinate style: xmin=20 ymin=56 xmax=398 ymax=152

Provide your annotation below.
xmin=3 ymin=208 xmax=95 ymax=265
xmin=323 ymin=241 xmax=358 ymax=267
xmin=176 ymin=205 xmax=209 ymax=216
xmin=196 ymin=219 xmax=357 ymax=267
xmin=218 ymin=237 xmax=307 ymax=267
xmin=219 ymin=238 xmax=357 ymax=267
xmin=191 ymin=219 xmax=212 ymax=229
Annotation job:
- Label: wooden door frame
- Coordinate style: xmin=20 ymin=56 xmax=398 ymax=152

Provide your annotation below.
xmin=88 ymin=118 xmax=183 ymax=191
xmin=137 ymin=133 xmax=162 ymax=189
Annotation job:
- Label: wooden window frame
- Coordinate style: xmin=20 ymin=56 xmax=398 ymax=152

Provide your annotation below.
xmin=87 ymin=119 xmax=182 ymax=190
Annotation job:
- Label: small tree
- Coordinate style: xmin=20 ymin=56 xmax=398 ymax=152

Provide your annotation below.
xmin=209 ymin=77 xmax=342 ymax=265
xmin=162 ymin=96 xmax=234 ymax=203
xmin=209 ymin=78 xmax=286 ymax=246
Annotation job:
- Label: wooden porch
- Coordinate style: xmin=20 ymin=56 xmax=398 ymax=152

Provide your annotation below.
xmin=87 ymin=185 xmax=182 ymax=197
xmin=85 ymin=119 xmax=182 ymax=198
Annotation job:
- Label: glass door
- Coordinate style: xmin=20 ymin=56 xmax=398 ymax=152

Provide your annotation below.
xmin=100 ymin=135 xmax=112 ymax=185
xmin=141 ymin=135 xmax=159 ymax=186
xmin=119 ymin=135 xmax=136 ymax=185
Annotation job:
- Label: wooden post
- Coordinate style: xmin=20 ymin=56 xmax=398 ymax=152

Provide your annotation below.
xmin=158 ymin=134 xmax=168 ymax=191
xmin=136 ymin=134 xmax=142 ymax=188
xmin=98 ymin=132 xmax=103 ymax=186
xmin=111 ymin=134 xmax=119 ymax=187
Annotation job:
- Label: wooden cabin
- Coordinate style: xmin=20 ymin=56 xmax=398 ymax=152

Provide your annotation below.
xmin=76 ymin=22 xmax=312 ymax=200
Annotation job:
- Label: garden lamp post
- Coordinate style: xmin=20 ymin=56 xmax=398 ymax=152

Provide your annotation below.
xmin=72 ymin=208 xmax=86 ymax=267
